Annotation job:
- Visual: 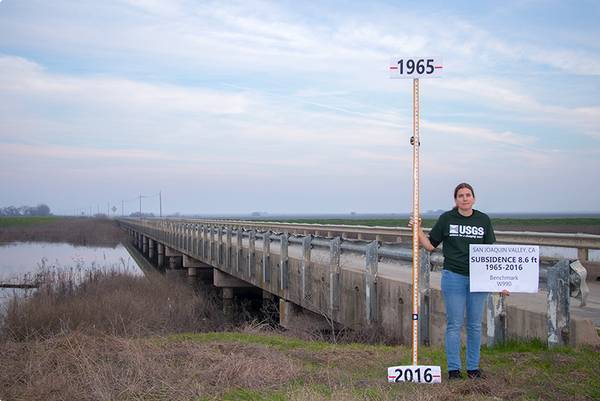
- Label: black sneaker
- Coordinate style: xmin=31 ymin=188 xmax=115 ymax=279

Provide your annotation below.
xmin=448 ymin=370 xmax=462 ymax=380
xmin=467 ymin=369 xmax=482 ymax=379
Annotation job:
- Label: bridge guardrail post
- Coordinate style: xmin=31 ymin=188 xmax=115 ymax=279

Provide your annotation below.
xmin=547 ymin=259 xmax=570 ymax=347
xmin=171 ymin=222 xmax=175 ymax=247
xmin=365 ymin=240 xmax=378 ymax=323
xmin=174 ymin=224 xmax=178 ymax=249
xmin=186 ymin=224 xmax=190 ymax=251
xmin=236 ymin=227 xmax=243 ymax=274
xmin=226 ymin=226 xmax=232 ymax=271
xmin=202 ymin=225 xmax=208 ymax=260
xmin=181 ymin=224 xmax=186 ymax=252
xmin=217 ymin=226 xmax=223 ymax=267
xmin=487 ymin=292 xmax=507 ymax=347
xmin=263 ymin=230 xmax=271 ymax=284
xmin=172 ymin=224 xmax=176 ymax=249
xmin=301 ymin=235 xmax=313 ymax=305
xmin=178 ymin=224 xmax=183 ymax=250
xmin=419 ymin=251 xmax=431 ymax=346
xmin=209 ymin=225 xmax=214 ymax=264
xmin=329 ymin=237 xmax=341 ymax=319
xmin=194 ymin=224 xmax=201 ymax=257
xmin=184 ymin=224 xmax=189 ymax=252
xmin=249 ymin=230 xmax=256 ymax=280
xmin=280 ymin=233 xmax=289 ymax=292
xmin=181 ymin=224 xmax=185 ymax=250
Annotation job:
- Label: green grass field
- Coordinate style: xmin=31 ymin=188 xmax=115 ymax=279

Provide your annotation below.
xmin=0 ymin=216 xmax=60 ymax=228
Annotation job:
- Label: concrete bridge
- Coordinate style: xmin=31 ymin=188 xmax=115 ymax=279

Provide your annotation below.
xmin=119 ymin=218 xmax=600 ymax=347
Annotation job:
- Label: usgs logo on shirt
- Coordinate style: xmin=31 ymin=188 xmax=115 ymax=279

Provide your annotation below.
xmin=449 ymin=224 xmax=485 ymax=237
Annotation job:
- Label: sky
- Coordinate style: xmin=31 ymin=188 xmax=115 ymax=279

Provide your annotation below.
xmin=0 ymin=0 xmax=599 ymax=215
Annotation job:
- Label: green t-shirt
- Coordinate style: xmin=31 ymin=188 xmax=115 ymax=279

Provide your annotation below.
xmin=428 ymin=208 xmax=496 ymax=276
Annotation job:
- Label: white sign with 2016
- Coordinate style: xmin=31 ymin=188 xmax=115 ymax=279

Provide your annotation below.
xmin=469 ymin=244 xmax=540 ymax=293
xmin=389 ymin=57 xmax=443 ymax=79
xmin=387 ymin=365 xmax=442 ymax=384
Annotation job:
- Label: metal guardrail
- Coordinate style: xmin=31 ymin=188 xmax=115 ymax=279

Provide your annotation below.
xmin=122 ymin=218 xmax=600 ymax=261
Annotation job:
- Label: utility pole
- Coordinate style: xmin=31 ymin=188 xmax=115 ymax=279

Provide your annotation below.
xmin=159 ymin=191 xmax=162 ymax=218
xmin=139 ymin=194 xmax=142 ymax=219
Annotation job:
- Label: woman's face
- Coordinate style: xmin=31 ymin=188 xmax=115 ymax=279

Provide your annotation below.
xmin=455 ymin=187 xmax=475 ymax=212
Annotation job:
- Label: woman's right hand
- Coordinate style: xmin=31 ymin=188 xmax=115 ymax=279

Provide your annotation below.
xmin=408 ymin=216 xmax=422 ymax=228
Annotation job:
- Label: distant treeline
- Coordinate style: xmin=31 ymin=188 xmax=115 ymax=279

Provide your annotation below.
xmin=0 ymin=204 xmax=51 ymax=216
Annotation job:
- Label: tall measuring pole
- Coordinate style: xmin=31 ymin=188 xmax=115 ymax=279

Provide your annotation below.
xmin=159 ymin=191 xmax=162 ymax=218
xmin=139 ymin=194 xmax=142 ymax=219
xmin=411 ymin=78 xmax=421 ymax=366
xmin=121 ymin=200 xmax=124 ymax=217
xmin=387 ymin=57 xmax=443 ymax=384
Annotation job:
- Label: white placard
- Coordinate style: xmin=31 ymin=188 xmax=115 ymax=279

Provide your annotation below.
xmin=469 ymin=245 xmax=539 ymax=293
xmin=389 ymin=57 xmax=443 ymax=79
xmin=387 ymin=365 xmax=442 ymax=384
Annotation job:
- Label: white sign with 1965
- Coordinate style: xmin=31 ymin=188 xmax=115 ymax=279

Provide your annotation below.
xmin=389 ymin=57 xmax=443 ymax=79
xmin=387 ymin=365 xmax=442 ymax=384
xmin=469 ymin=244 xmax=539 ymax=293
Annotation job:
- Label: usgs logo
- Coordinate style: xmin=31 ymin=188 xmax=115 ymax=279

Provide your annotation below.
xmin=449 ymin=224 xmax=484 ymax=236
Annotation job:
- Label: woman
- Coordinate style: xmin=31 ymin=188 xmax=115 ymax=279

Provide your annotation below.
xmin=411 ymin=183 xmax=503 ymax=380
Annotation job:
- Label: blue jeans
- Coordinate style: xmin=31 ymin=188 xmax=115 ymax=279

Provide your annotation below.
xmin=441 ymin=269 xmax=488 ymax=371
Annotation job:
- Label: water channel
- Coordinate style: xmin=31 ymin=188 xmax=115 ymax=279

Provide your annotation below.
xmin=0 ymin=242 xmax=141 ymax=304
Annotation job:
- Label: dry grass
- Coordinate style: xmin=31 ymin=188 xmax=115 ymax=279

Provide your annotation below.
xmin=0 ymin=217 xmax=127 ymax=247
xmin=1 ymin=269 xmax=224 ymax=341
xmin=0 ymin=332 xmax=302 ymax=401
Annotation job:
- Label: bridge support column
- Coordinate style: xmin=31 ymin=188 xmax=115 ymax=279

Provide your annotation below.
xmin=213 ymin=270 xmax=253 ymax=321
xmin=157 ymin=243 xmax=165 ymax=268
xmin=183 ymin=255 xmax=213 ymax=286
xmin=165 ymin=247 xmax=184 ymax=280
xmin=142 ymin=236 xmax=148 ymax=255
xmin=222 ymin=287 xmax=234 ymax=320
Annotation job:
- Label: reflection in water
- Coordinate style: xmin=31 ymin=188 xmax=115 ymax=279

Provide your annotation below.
xmin=0 ymin=242 xmax=141 ymax=302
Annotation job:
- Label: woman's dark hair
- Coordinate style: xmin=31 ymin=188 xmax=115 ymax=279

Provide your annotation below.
xmin=454 ymin=182 xmax=475 ymax=199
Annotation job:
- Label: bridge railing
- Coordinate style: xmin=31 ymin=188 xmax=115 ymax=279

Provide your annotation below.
xmin=119 ymin=218 xmax=597 ymax=346
xmin=121 ymin=217 xmax=600 ymax=264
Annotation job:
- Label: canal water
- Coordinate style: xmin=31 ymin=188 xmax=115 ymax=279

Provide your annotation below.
xmin=0 ymin=242 xmax=141 ymax=303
